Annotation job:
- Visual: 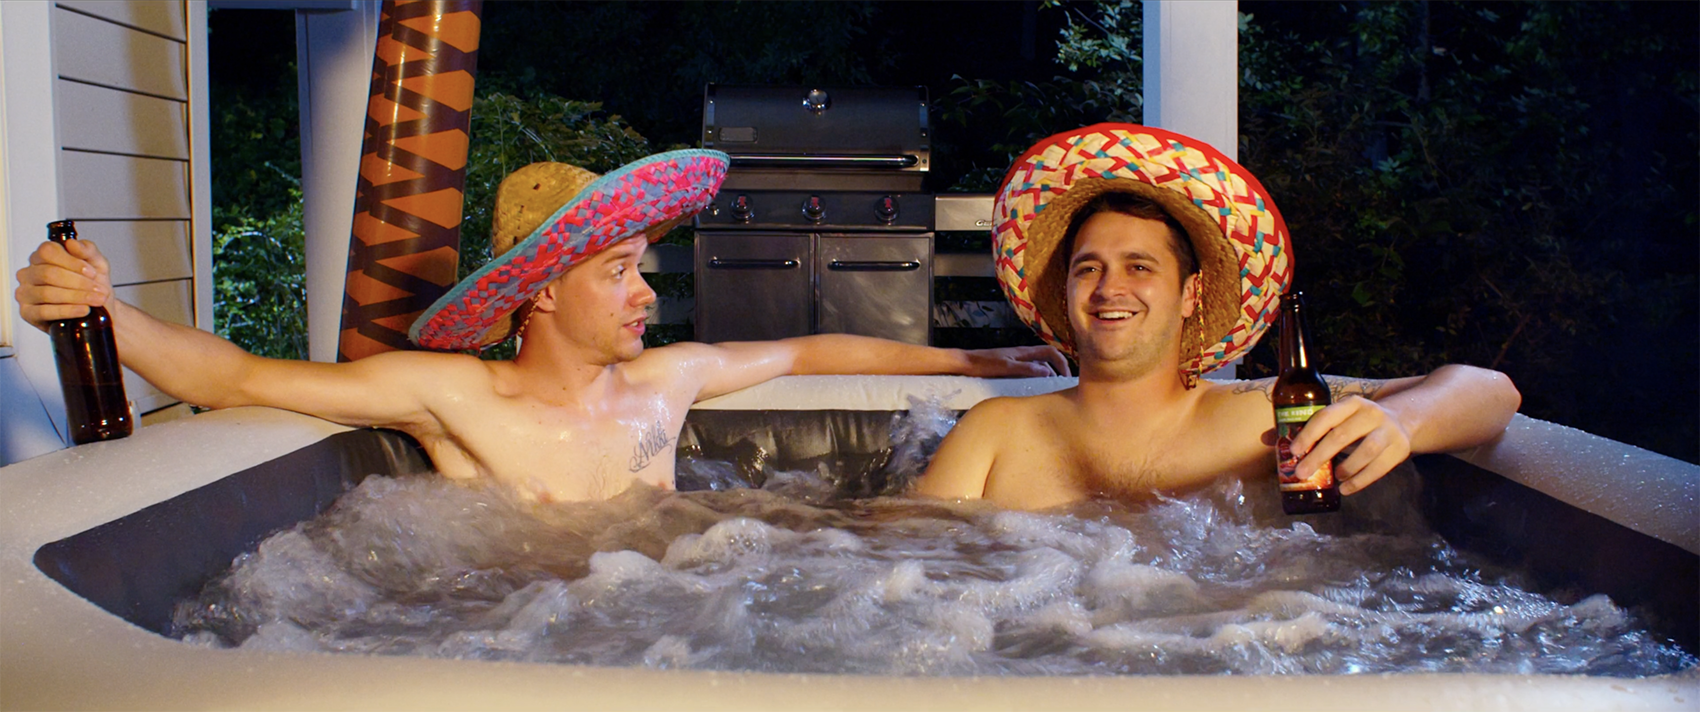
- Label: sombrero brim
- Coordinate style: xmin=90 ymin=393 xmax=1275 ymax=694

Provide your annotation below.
xmin=993 ymin=124 xmax=1292 ymax=374
xmin=410 ymin=149 xmax=729 ymax=351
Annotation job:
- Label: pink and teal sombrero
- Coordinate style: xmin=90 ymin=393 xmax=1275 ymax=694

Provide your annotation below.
xmin=411 ymin=149 xmax=729 ymax=351
xmin=993 ymin=123 xmax=1293 ymax=375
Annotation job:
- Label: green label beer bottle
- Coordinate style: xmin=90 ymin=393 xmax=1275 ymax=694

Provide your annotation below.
xmin=46 ymin=220 xmax=133 ymax=444
xmin=1273 ymin=291 xmax=1339 ymax=514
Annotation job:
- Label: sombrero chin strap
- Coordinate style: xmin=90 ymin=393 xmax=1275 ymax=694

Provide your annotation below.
xmin=516 ymin=293 xmax=542 ymax=342
xmin=1183 ymin=280 xmax=1205 ymax=390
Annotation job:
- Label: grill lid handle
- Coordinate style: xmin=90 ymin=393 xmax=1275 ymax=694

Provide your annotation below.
xmin=827 ymin=260 xmax=923 ymax=272
xmin=728 ymin=154 xmax=920 ymax=169
xmin=708 ymin=258 xmax=802 ymax=270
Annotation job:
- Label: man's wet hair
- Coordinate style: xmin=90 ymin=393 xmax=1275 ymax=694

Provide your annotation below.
xmin=1062 ymin=191 xmax=1199 ymax=276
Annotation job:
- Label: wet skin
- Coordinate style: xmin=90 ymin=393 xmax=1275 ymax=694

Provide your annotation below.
xmin=404 ymin=238 xmax=698 ymax=499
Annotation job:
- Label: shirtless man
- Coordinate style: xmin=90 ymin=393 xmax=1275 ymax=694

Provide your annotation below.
xmin=914 ymin=125 xmax=1519 ymax=509
xmin=16 ymin=150 xmax=1066 ymax=502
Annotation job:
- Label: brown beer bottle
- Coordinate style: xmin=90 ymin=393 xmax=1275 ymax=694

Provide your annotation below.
xmin=1273 ymin=291 xmax=1339 ymax=514
xmin=46 ymin=220 xmax=132 ymax=444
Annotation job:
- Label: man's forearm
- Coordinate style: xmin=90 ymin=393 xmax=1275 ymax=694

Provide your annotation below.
xmin=691 ymin=334 xmax=1061 ymax=401
xmin=1379 ymin=364 xmax=1521 ymax=454
xmin=787 ymin=334 xmax=969 ymax=376
xmin=106 ymin=298 xmax=262 ymax=409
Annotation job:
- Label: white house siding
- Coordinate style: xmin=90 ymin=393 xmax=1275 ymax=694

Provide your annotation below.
xmin=1 ymin=1 xmax=210 ymax=465
xmin=53 ymin=1 xmax=198 ymax=419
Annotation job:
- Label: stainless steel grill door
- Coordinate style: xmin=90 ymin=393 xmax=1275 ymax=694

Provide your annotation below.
xmin=694 ymin=232 xmax=813 ymax=343
xmin=816 ymin=234 xmax=932 ymax=345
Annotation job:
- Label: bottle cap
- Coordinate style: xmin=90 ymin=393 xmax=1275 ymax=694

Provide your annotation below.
xmin=47 ymin=220 xmax=77 ymax=243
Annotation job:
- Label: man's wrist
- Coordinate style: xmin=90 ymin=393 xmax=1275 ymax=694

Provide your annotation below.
xmin=1377 ymin=398 xmax=1426 ymax=453
xmin=104 ymin=295 xmax=134 ymax=320
xmin=951 ymin=348 xmax=983 ymax=376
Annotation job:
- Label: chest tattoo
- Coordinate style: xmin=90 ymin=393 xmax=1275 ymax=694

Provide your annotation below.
xmin=628 ymin=420 xmax=675 ymax=472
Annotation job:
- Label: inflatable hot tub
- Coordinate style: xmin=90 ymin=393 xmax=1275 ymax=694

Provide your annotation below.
xmin=2 ymin=375 xmax=1695 ymax=710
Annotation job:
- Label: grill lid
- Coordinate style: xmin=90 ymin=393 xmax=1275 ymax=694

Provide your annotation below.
xmin=703 ymin=85 xmax=930 ymax=175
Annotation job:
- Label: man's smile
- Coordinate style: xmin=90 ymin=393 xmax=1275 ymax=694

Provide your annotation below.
xmin=1088 ymin=305 xmax=1141 ymax=323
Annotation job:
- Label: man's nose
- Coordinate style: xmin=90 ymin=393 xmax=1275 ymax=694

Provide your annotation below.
xmin=1093 ymin=268 xmax=1132 ymax=298
xmin=632 ymin=275 xmax=658 ymax=306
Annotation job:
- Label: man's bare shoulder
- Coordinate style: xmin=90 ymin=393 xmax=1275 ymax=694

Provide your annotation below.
xmin=616 ymin=341 xmax=715 ymax=382
xmin=1194 ymin=378 xmax=1280 ymax=429
xmin=916 ymin=391 xmax=1063 ymax=500
xmin=1213 ymin=377 xmax=1276 ymax=400
xmin=959 ymin=389 xmax=1071 ymax=432
xmin=1201 ymin=378 xmax=1286 ymax=411
xmin=631 ymin=340 xmax=716 ymax=364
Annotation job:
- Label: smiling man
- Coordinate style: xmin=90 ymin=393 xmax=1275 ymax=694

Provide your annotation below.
xmin=914 ymin=125 xmax=1520 ymax=510
xmin=16 ymin=150 xmax=1067 ymax=501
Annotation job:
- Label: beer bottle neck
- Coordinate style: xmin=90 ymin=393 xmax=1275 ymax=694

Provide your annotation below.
xmin=1288 ymin=302 xmax=1313 ymax=370
xmin=1279 ymin=292 xmax=1317 ymax=373
xmin=1278 ymin=308 xmax=1298 ymax=372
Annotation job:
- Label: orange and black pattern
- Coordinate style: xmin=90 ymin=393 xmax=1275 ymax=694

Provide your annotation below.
xmin=338 ymin=0 xmax=482 ymax=362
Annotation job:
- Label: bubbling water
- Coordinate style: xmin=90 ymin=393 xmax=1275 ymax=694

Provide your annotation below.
xmin=172 ymin=407 xmax=1695 ymax=677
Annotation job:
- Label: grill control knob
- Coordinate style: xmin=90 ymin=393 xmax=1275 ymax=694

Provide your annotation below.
xmin=875 ymin=195 xmax=900 ymax=224
xmin=802 ymin=195 xmax=825 ymax=223
xmin=731 ymin=194 xmax=754 ymax=223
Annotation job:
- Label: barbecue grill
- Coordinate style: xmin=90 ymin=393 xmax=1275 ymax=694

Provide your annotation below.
xmin=695 ymin=85 xmax=936 ymax=345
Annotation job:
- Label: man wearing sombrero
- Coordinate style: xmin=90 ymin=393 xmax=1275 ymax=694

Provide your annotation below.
xmin=17 ymin=150 xmax=1065 ymax=502
xmin=914 ymin=124 xmax=1521 ymax=509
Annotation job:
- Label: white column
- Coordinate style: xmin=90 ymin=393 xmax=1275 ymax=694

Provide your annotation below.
xmin=188 ymin=2 xmax=213 ymax=334
xmin=1144 ymin=0 xmax=1240 ymax=379
xmin=296 ymin=2 xmax=379 ymax=362
xmin=1142 ymin=0 xmax=1239 ymax=160
xmin=0 ymin=0 xmax=71 ymax=461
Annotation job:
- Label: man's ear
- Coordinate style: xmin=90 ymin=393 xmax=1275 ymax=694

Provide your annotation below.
xmin=1180 ymin=273 xmax=1202 ymax=319
xmin=531 ymin=281 xmax=561 ymax=314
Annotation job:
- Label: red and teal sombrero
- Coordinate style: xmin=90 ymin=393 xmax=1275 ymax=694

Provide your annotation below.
xmin=993 ymin=123 xmax=1292 ymax=376
xmin=411 ymin=149 xmax=729 ymax=351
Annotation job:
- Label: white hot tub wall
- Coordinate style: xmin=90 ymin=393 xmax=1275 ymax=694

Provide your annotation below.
xmin=2 ymin=375 xmax=1696 ymax=711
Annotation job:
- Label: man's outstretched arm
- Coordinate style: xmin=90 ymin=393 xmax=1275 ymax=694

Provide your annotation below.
xmin=15 ymin=238 xmax=436 ymax=429
xmin=664 ymin=334 xmax=1070 ymax=403
xmin=1286 ymin=364 xmax=1521 ymax=494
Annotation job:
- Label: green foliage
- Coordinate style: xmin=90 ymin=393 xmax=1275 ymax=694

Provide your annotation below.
xmin=212 ymin=184 xmax=308 ymax=361
xmin=933 ymin=1 xmax=1143 ymax=192
xmin=460 ymin=92 xmax=656 ymax=286
xmin=1232 ymin=2 xmax=1697 ymax=460
xmin=1053 ymin=0 xmax=1143 ymax=106
xmin=209 ymin=45 xmax=306 ymax=360
xmin=935 ymin=76 xmax=1128 ymax=192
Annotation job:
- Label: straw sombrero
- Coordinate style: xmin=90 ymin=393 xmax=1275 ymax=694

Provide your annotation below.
xmin=411 ymin=149 xmax=729 ymax=351
xmin=993 ymin=123 xmax=1292 ymax=377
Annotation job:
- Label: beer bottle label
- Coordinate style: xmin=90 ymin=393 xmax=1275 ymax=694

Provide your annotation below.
xmin=1275 ymin=404 xmax=1333 ymax=491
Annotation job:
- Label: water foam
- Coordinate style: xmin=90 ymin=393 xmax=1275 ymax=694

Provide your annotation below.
xmin=172 ymin=407 xmax=1696 ymax=678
